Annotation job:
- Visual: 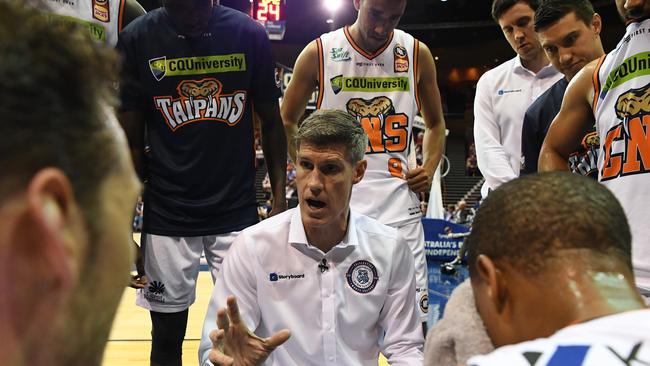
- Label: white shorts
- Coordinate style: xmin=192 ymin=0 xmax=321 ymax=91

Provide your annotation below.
xmin=136 ymin=232 xmax=239 ymax=313
xmin=390 ymin=220 xmax=429 ymax=321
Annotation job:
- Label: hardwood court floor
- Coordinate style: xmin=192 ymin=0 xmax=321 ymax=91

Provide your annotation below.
xmin=102 ymin=236 xmax=389 ymax=365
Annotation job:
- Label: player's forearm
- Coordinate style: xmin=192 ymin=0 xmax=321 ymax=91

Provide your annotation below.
xmin=261 ymin=114 xmax=288 ymax=202
xmin=283 ymin=119 xmax=299 ymax=163
xmin=538 ymin=143 xmax=570 ymax=172
xmin=422 ymin=119 xmax=445 ymax=176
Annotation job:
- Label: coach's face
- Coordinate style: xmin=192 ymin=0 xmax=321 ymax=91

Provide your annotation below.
xmin=616 ymin=0 xmax=650 ymax=23
xmin=354 ymin=0 xmax=407 ymax=51
xmin=538 ymin=12 xmax=602 ymax=80
xmin=296 ymin=143 xmax=365 ymax=231
xmin=498 ymin=2 xmax=543 ymax=61
xmin=164 ymin=0 xmax=213 ymax=37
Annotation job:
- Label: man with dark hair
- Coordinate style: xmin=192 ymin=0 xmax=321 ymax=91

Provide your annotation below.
xmin=540 ymin=0 xmax=650 ymax=301
xmin=117 ymin=0 xmax=288 ymax=364
xmin=520 ymin=0 xmax=604 ymax=177
xmin=282 ymin=0 xmax=446 ymax=328
xmin=474 ymin=0 xmax=562 ymax=197
xmin=465 ymin=172 xmax=649 ymax=365
xmin=199 ymin=109 xmax=424 ymax=366
xmin=0 ymin=1 xmax=140 ymax=365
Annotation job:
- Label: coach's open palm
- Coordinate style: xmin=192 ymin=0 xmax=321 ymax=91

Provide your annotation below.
xmin=209 ymin=296 xmax=291 ymax=366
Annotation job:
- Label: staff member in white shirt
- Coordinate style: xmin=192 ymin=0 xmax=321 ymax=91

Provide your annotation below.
xmin=198 ymin=109 xmax=423 ymax=366
xmin=474 ymin=0 xmax=562 ymax=197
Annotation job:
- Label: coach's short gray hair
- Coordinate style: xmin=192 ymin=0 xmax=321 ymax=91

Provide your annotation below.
xmin=295 ymin=109 xmax=367 ymax=163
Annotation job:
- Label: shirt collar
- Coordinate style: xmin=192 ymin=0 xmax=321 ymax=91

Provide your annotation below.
xmin=513 ymin=55 xmax=558 ymax=77
xmin=288 ymin=207 xmax=359 ymax=252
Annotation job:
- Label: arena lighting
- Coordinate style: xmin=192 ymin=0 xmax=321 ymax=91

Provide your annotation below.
xmin=324 ymin=0 xmax=342 ymax=12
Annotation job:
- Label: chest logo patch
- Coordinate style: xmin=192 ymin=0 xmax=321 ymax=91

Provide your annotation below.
xmin=330 ymin=47 xmax=351 ymax=62
xmin=153 ymin=78 xmax=248 ymax=131
xmin=346 ymin=260 xmax=378 ymax=294
xmin=92 ymin=0 xmax=110 ymax=22
xmin=393 ymin=43 xmax=409 ymax=73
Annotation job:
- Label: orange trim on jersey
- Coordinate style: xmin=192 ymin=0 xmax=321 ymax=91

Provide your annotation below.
xmin=316 ymin=38 xmax=325 ymax=109
xmin=413 ymin=40 xmax=421 ymax=113
xmin=118 ymin=0 xmax=126 ymax=32
xmin=592 ymin=54 xmax=606 ymax=114
xmin=343 ymin=26 xmax=394 ymax=60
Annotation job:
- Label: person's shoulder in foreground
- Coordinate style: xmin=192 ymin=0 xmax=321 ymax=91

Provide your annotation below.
xmin=465 ymin=171 xmax=647 ymax=366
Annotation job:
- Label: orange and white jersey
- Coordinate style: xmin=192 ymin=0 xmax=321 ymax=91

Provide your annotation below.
xmin=44 ymin=0 xmax=125 ymax=46
xmin=593 ymin=18 xmax=650 ymax=290
xmin=317 ymin=27 xmax=421 ymax=225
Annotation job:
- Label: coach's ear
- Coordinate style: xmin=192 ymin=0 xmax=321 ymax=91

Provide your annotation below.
xmin=2 ymin=168 xmax=86 ymax=342
xmin=352 ymin=159 xmax=367 ymax=184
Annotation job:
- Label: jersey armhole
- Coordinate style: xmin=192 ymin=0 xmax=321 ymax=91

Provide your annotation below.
xmin=316 ymin=38 xmax=325 ymax=109
xmin=118 ymin=0 xmax=126 ymax=32
xmin=413 ymin=39 xmax=421 ymax=113
xmin=592 ymin=54 xmax=606 ymax=114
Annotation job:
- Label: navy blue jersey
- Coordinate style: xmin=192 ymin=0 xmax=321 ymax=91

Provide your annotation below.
xmin=520 ymin=77 xmax=598 ymax=178
xmin=118 ymin=6 xmax=280 ymax=236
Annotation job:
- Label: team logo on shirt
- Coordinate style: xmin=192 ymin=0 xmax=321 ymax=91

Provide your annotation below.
xmin=153 ymin=78 xmax=248 ymax=131
xmin=419 ymin=292 xmax=429 ymax=313
xmin=329 ymin=47 xmax=351 ymax=62
xmin=345 ymin=96 xmax=409 ymax=176
xmin=148 ymin=54 xmax=247 ymax=82
xmin=568 ymin=131 xmax=599 ymax=177
xmin=346 ymin=260 xmax=378 ymax=294
xmin=600 ymin=82 xmax=650 ymax=181
xmin=393 ymin=43 xmax=409 ymax=73
xmin=330 ymin=75 xmax=409 ymax=95
xmin=144 ymin=281 xmax=166 ymax=303
xmin=92 ymin=0 xmax=110 ymax=22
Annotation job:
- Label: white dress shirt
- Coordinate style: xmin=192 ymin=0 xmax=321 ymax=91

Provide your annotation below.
xmin=474 ymin=56 xmax=562 ymax=197
xmin=199 ymin=207 xmax=424 ymax=366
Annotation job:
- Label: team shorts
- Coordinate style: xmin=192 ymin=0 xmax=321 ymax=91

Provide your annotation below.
xmin=136 ymin=232 xmax=239 ymax=313
xmin=390 ymin=219 xmax=429 ymax=321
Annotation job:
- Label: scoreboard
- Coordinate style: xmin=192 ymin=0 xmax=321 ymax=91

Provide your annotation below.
xmin=252 ymin=0 xmax=286 ymax=40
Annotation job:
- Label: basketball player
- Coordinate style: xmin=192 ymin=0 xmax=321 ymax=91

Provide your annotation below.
xmin=539 ymin=0 xmax=650 ymax=301
xmin=0 ymin=2 xmax=140 ymax=365
xmin=466 ymin=173 xmax=649 ymax=365
xmin=117 ymin=0 xmax=288 ymax=365
xmin=520 ymin=0 xmax=604 ymax=177
xmin=44 ymin=0 xmax=145 ymax=46
xmin=281 ymin=0 xmax=446 ymax=328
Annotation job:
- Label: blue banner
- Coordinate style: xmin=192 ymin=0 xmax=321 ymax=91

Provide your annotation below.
xmin=422 ymin=218 xmax=470 ymax=261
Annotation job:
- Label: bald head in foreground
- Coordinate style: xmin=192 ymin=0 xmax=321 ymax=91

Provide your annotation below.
xmin=466 ymin=172 xmax=648 ymax=365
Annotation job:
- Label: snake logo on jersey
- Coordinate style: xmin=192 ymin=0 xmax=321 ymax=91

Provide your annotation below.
xmin=601 ymin=82 xmax=650 ymax=181
xmin=154 ymin=77 xmax=247 ymax=131
xmin=345 ymin=96 xmax=408 ymax=155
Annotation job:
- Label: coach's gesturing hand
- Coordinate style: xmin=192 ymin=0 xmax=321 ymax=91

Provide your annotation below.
xmin=208 ymin=296 xmax=291 ymax=366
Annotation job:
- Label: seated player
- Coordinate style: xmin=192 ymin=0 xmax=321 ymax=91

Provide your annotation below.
xmin=0 ymin=2 xmax=140 ymax=365
xmin=465 ymin=172 xmax=649 ymax=365
xmin=199 ymin=109 xmax=424 ymax=365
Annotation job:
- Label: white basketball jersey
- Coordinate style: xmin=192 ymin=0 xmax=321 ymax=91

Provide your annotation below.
xmin=45 ymin=0 xmax=124 ymax=46
xmin=318 ymin=27 xmax=421 ymax=225
xmin=593 ymin=18 xmax=650 ymax=290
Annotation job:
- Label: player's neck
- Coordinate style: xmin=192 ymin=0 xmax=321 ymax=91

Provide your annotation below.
xmin=347 ymin=23 xmax=388 ymax=55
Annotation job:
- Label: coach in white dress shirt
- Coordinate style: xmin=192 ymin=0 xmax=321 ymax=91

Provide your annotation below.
xmin=199 ymin=109 xmax=423 ymax=366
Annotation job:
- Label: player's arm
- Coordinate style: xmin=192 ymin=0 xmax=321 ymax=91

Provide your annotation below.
xmin=120 ymin=0 xmax=146 ymax=31
xmin=256 ymin=101 xmax=288 ymax=216
xmin=280 ymin=40 xmax=319 ymax=162
xmin=473 ymin=73 xmax=518 ymax=189
xmin=406 ymin=41 xmax=446 ymax=194
xmin=539 ymin=62 xmax=597 ymax=172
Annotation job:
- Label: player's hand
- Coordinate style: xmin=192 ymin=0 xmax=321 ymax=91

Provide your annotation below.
xmin=406 ymin=167 xmax=432 ymax=194
xmin=208 ymin=296 xmax=291 ymax=366
xmin=269 ymin=199 xmax=288 ymax=217
xmin=130 ymin=273 xmax=148 ymax=289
